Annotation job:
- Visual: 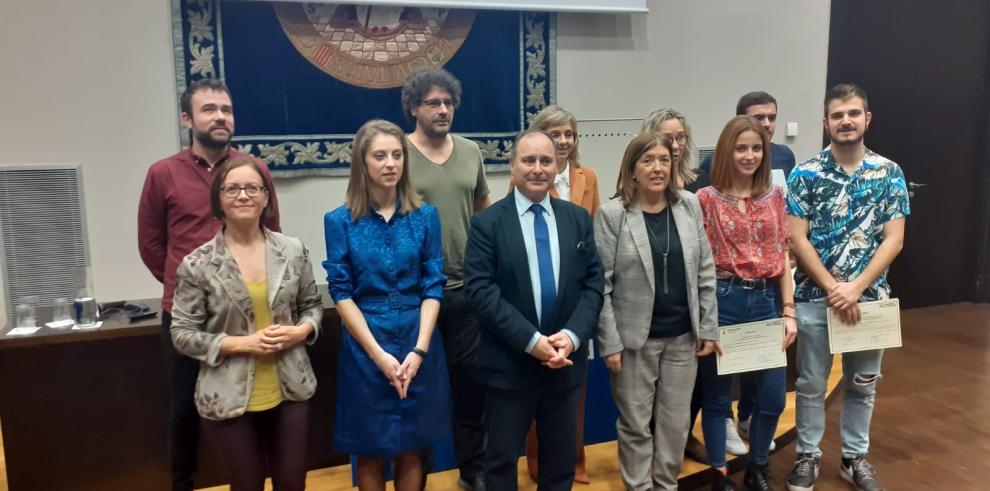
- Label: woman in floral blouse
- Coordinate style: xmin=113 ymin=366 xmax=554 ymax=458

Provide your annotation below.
xmin=695 ymin=116 xmax=798 ymax=491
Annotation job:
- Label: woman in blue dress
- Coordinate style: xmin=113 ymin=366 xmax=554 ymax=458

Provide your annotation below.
xmin=323 ymin=119 xmax=451 ymax=490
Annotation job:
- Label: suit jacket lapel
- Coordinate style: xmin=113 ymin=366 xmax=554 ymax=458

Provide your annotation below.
xmin=265 ymin=231 xmax=288 ymax=310
xmin=209 ymin=231 xmax=254 ymax=324
xmin=502 ymin=198 xmax=538 ymax=320
xmin=626 ymin=201 xmax=656 ymax=294
xmin=670 ymin=199 xmax=696 ymax=277
xmin=551 ymin=199 xmax=572 ymax=327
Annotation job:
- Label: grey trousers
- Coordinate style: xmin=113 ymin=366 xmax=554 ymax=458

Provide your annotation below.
xmin=610 ymin=332 xmax=697 ymax=491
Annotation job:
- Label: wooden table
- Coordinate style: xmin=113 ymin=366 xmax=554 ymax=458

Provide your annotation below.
xmin=0 ymin=299 xmax=346 ymax=491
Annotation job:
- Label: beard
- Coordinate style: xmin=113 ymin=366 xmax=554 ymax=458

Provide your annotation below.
xmin=193 ymin=127 xmax=231 ymax=149
xmin=424 ymin=126 xmax=448 ymax=139
xmin=829 ymin=123 xmax=866 ymax=147
xmin=830 ymin=131 xmax=864 ymax=147
xmin=416 ymin=114 xmax=451 ymax=139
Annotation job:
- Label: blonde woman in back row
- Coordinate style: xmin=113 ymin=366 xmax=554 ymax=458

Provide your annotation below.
xmin=642 ymin=107 xmax=705 ymax=191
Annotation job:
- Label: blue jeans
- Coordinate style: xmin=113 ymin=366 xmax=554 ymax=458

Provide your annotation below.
xmin=699 ymin=280 xmax=786 ymax=467
xmin=737 ymin=288 xmax=785 ymax=421
xmin=734 ymin=374 xmax=756 ymax=423
xmin=795 ymin=301 xmax=884 ymax=458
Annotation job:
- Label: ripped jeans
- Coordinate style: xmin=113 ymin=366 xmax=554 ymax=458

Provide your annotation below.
xmin=794 ymin=301 xmax=884 ymax=458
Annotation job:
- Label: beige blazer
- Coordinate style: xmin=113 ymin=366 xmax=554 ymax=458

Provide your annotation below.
xmin=171 ymin=229 xmax=323 ymax=420
xmin=594 ymin=190 xmax=718 ymax=357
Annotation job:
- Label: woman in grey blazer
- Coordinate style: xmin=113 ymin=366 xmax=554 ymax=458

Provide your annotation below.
xmin=595 ymin=132 xmax=719 ymax=491
xmin=171 ymin=157 xmax=322 ymax=491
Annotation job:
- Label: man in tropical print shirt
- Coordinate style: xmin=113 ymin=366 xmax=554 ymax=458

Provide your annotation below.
xmin=784 ymin=83 xmax=909 ymax=491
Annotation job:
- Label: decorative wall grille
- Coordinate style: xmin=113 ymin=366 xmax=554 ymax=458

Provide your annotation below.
xmin=0 ymin=164 xmax=91 ymax=321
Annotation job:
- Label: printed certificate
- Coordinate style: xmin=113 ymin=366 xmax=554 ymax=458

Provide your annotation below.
xmin=827 ymin=298 xmax=902 ymax=354
xmin=716 ymin=319 xmax=787 ymax=375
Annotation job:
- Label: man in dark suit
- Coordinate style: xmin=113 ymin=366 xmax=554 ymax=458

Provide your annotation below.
xmin=464 ymin=129 xmax=604 ymax=490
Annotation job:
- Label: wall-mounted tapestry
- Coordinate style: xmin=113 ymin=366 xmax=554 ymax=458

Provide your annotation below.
xmin=171 ymin=0 xmax=556 ymax=176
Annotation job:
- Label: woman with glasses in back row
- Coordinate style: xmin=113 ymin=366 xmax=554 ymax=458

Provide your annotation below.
xmin=641 ymin=107 xmax=708 ymax=191
xmin=171 ymin=157 xmax=323 ymax=491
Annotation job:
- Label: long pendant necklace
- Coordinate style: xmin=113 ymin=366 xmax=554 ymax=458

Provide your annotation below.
xmin=646 ymin=208 xmax=672 ymax=294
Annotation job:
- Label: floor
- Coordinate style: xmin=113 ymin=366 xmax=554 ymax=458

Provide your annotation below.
xmin=752 ymin=302 xmax=990 ymax=491
xmin=1 ymin=302 xmax=986 ymax=490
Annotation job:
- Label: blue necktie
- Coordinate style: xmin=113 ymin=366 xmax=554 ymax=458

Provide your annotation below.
xmin=530 ymin=203 xmax=556 ymax=331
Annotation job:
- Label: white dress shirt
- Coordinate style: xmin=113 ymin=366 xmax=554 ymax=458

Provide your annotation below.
xmin=513 ymin=189 xmax=580 ymax=353
xmin=553 ymin=161 xmax=571 ymax=202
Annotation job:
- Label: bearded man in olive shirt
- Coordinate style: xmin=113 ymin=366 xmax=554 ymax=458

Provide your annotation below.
xmin=402 ymin=68 xmax=490 ymax=490
xmin=138 ymin=78 xmax=281 ymax=491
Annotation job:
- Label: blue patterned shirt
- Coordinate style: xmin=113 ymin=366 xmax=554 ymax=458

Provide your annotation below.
xmin=786 ymin=148 xmax=910 ymax=301
xmin=323 ymin=201 xmax=446 ymax=308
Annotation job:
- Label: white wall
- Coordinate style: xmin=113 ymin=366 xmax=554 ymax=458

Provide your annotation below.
xmin=0 ymin=0 xmax=829 ymax=325
xmin=555 ymin=0 xmax=831 ymax=203
xmin=0 ymin=1 xmax=181 ymax=326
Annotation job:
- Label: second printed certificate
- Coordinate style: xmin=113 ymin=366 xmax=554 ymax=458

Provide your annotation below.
xmin=827 ymin=298 xmax=902 ymax=354
xmin=716 ymin=319 xmax=787 ymax=375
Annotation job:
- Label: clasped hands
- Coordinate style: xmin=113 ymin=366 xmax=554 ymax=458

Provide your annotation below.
xmin=828 ymin=281 xmax=863 ymax=325
xmin=530 ymin=332 xmax=575 ymax=369
xmin=373 ymin=348 xmax=425 ymax=400
xmin=238 ymin=324 xmax=309 ymax=355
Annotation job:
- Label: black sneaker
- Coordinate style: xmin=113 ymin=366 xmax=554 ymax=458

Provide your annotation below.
xmin=744 ymin=464 xmax=776 ymax=491
xmin=712 ymin=468 xmax=739 ymax=491
xmin=840 ymin=455 xmax=884 ymax=491
xmin=786 ymin=453 xmax=820 ymax=491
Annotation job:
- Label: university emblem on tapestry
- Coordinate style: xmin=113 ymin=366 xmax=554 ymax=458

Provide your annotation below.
xmin=275 ymin=4 xmax=475 ymax=89
xmin=172 ymin=0 xmax=555 ymax=177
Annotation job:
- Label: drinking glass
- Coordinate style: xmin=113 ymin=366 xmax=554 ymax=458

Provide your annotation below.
xmin=51 ymin=298 xmax=73 ymax=327
xmin=15 ymin=296 xmax=38 ymax=328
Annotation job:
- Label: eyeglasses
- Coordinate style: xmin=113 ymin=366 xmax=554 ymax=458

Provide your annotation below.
xmin=421 ymin=98 xmax=454 ymax=110
xmin=220 ymin=184 xmax=267 ymax=198
xmin=638 ymin=156 xmax=672 ymax=168
xmin=666 ymin=133 xmax=688 ymax=145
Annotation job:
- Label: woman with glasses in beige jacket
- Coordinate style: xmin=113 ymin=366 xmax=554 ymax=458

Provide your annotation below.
xmin=171 ymin=157 xmax=323 ymax=491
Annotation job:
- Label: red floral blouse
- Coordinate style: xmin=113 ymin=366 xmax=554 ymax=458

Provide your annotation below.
xmin=696 ymin=185 xmax=789 ymax=280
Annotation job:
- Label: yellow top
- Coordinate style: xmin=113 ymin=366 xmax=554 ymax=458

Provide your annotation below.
xmin=245 ymin=280 xmax=283 ymax=412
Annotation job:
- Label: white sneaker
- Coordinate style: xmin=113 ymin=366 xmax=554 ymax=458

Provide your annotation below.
xmin=738 ymin=416 xmax=776 ymax=452
xmin=725 ymin=417 xmax=748 ymax=456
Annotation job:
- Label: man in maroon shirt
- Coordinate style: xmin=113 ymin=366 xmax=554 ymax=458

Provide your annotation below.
xmin=138 ymin=78 xmax=280 ymax=491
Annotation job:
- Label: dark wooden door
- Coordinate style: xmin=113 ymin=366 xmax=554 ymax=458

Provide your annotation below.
xmin=827 ymin=0 xmax=990 ymax=308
